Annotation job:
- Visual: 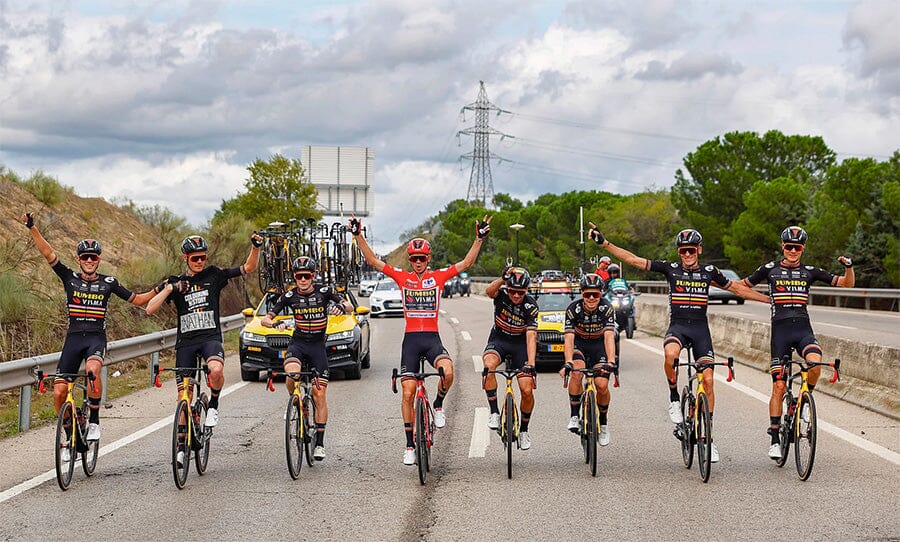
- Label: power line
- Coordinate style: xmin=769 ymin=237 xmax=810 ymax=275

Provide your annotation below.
xmin=500 ymin=135 xmax=680 ymax=168
xmin=504 ymin=110 xmax=703 ymax=143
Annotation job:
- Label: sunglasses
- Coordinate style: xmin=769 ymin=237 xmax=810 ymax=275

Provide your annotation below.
xmin=678 ymin=247 xmax=697 ymax=255
xmin=508 ymin=289 xmax=526 ymax=297
xmin=409 ymin=255 xmax=428 ymax=263
xmin=79 ymin=254 xmax=99 ymax=262
xmin=582 ymin=291 xmax=601 ymax=299
xmin=783 ymin=244 xmax=804 ymax=252
xmin=189 ymin=254 xmax=207 ymax=263
xmin=294 ymin=273 xmax=313 ymax=280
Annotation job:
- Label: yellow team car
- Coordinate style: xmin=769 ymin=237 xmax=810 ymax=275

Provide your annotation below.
xmin=239 ymin=289 xmax=371 ymax=381
xmin=531 ymin=276 xmax=578 ymax=370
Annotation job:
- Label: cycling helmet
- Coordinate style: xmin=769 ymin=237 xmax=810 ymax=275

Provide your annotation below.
xmin=181 ymin=235 xmax=209 ymax=254
xmin=407 ymin=238 xmax=431 ymax=256
xmin=599 ymin=256 xmax=611 ymax=264
xmin=291 ymin=256 xmax=317 ymax=273
xmin=580 ymin=273 xmax=604 ymax=291
xmin=76 ymin=239 xmax=102 ymax=255
xmin=505 ymin=267 xmax=531 ymax=289
xmin=781 ymin=226 xmax=808 ymax=245
xmin=675 ymin=229 xmax=703 ymax=246
xmin=608 ymin=264 xmax=620 ymax=278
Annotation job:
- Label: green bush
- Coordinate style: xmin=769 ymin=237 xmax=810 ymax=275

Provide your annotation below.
xmin=22 ymin=171 xmax=73 ymax=207
xmin=0 ymin=272 xmax=31 ymax=323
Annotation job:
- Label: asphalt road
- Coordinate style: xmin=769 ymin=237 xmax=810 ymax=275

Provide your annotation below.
xmin=1 ymin=296 xmax=898 ymax=541
xmin=642 ymin=293 xmax=900 ymax=349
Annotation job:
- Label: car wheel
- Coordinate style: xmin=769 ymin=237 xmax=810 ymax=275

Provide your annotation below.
xmin=721 ymin=299 xmax=729 ymax=304
xmin=361 ymin=349 xmax=371 ymax=369
xmin=345 ymin=358 xmax=362 ymax=380
xmin=737 ymin=299 xmax=745 ymax=305
xmin=240 ymin=367 xmax=260 ymax=382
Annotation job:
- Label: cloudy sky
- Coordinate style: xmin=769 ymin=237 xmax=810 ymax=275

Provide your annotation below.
xmin=1 ymin=0 xmax=898 ymax=252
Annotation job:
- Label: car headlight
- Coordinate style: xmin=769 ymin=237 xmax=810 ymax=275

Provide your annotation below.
xmin=371 ymin=296 xmax=383 ymax=304
xmin=327 ymin=330 xmax=355 ymax=342
xmin=241 ymin=331 xmax=267 ymax=344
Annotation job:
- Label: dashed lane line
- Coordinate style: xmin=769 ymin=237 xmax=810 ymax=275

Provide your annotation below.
xmin=461 ymin=331 xmax=472 ymax=341
xmin=450 ymin=317 xmax=460 ymax=324
xmin=468 ymin=407 xmax=491 ymax=458
xmin=627 ymin=339 xmax=900 ymax=466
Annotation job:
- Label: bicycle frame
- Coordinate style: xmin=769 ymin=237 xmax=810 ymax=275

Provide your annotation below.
xmin=778 ymin=357 xmax=841 ymax=442
xmin=154 ymin=365 xmax=211 ymax=450
xmin=36 ymin=370 xmax=95 ymax=450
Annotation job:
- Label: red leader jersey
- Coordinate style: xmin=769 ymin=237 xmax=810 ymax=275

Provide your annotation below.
xmin=382 ymin=264 xmax=459 ymax=333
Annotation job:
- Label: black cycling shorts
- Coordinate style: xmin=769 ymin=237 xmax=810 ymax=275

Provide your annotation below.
xmin=176 ymin=340 xmax=225 ymax=376
xmin=58 ymin=333 xmax=106 ymax=375
xmin=663 ymin=319 xmax=715 ymax=368
xmin=400 ymin=332 xmax=450 ymax=376
xmin=285 ymin=339 xmax=330 ymax=382
xmin=770 ymin=318 xmax=822 ymax=381
xmin=484 ymin=332 xmax=528 ymax=370
xmin=572 ymin=336 xmax=613 ymax=374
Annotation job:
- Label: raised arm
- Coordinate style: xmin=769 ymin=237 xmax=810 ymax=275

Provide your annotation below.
xmin=485 ymin=275 xmax=505 ymax=299
xmin=241 ymin=233 xmax=264 ymax=274
xmin=836 ymin=256 xmax=855 ymax=288
xmin=349 ymin=216 xmax=386 ymax=272
xmin=587 ymin=222 xmax=649 ymax=270
xmin=454 ymin=215 xmax=492 ymax=272
xmin=22 ymin=212 xmax=58 ymax=265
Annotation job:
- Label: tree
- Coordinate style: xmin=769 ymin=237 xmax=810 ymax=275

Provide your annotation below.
xmin=492 ymin=193 xmax=523 ymax=211
xmin=215 ymin=154 xmax=321 ymax=226
xmin=672 ymin=130 xmax=835 ymax=260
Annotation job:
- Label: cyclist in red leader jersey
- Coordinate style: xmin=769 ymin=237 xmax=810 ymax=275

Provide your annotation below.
xmin=350 ymin=214 xmax=491 ymax=465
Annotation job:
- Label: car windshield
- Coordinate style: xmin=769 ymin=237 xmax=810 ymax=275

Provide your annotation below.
xmin=375 ymin=281 xmax=399 ymax=291
xmin=257 ymin=290 xmax=355 ymax=316
xmin=536 ymin=292 xmax=574 ymax=312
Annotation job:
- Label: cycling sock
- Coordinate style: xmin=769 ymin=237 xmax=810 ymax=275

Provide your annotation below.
xmin=485 ymin=389 xmax=499 ymax=414
xmin=769 ymin=416 xmax=781 ymax=444
xmin=520 ymin=410 xmax=532 ymax=432
xmin=598 ymin=404 xmax=609 ymax=425
xmin=569 ymin=394 xmax=581 ymax=417
xmin=88 ymin=397 xmax=101 ymax=424
xmin=668 ymin=380 xmax=679 ymax=402
xmin=434 ymin=387 xmax=447 ymax=409
xmin=208 ymin=387 xmax=221 ymax=409
xmin=404 ymin=423 xmax=414 ymax=448
xmin=808 ymin=384 xmax=816 ymax=392
xmin=315 ymin=423 xmax=326 ymax=447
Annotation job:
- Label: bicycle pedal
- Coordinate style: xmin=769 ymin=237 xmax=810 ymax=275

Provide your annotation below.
xmin=673 ymin=427 xmax=684 ymax=441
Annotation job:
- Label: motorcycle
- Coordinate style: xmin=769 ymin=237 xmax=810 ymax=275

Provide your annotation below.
xmin=458 ymin=272 xmax=471 ymax=297
xmin=605 ymin=285 xmax=638 ymax=339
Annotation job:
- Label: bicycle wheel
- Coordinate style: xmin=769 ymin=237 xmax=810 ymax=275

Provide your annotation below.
xmin=415 ymin=398 xmax=427 ymax=485
xmin=194 ymin=393 xmax=210 ymax=475
xmin=80 ymin=407 xmax=99 ymax=477
xmin=586 ymin=391 xmax=598 ymax=477
xmin=580 ymin=398 xmax=589 ymax=464
xmin=794 ymin=392 xmax=817 ymax=481
xmin=285 ymin=395 xmax=303 ymax=479
xmin=303 ymin=393 xmax=316 ymax=467
xmin=172 ymin=400 xmax=190 ymax=489
xmin=257 ymin=249 xmax=268 ymax=292
xmin=696 ymin=394 xmax=712 ymax=483
xmin=680 ymin=391 xmax=694 ymax=469
xmin=55 ymin=402 xmax=76 ymax=490
xmin=505 ymin=392 xmax=516 ymax=479
xmin=775 ymin=394 xmax=792 ymax=468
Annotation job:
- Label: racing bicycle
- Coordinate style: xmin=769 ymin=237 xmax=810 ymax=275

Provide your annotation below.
xmin=154 ymin=364 xmax=212 ymax=489
xmin=563 ymin=364 xmax=619 ymax=477
xmin=266 ymin=368 xmax=321 ymax=479
xmin=392 ymin=365 xmax=445 ymax=485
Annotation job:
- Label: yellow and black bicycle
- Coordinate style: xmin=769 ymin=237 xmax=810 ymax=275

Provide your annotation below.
xmin=35 ymin=370 xmax=99 ymax=490
xmin=481 ymin=366 xmax=535 ymax=479
xmin=673 ymin=350 xmax=734 ymax=483
xmin=154 ymin=364 xmax=212 ymax=489
xmin=563 ymin=365 xmax=619 ymax=477
xmin=773 ymin=356 xmax=841 ymax=481
xmin=266 ymin=368 xmax=320 ymax=479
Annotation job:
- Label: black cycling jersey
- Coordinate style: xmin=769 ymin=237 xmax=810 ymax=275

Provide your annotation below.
xmin=564 ymin=299 xmax=616 ymax=339
xmin=268 ymin=286 xmax=345 ymax=342
xmin=647 ymin=260 xmax=730 ymax=321
xmin=52 ymin=260 xmax=134 ymax=335
xmin=167 ymin=265 xmax=243 ymax=348
xmin=745 ymin=260 xmax=837 ymax=321
xmin=490 ymin=288 xmax=538 ymax=337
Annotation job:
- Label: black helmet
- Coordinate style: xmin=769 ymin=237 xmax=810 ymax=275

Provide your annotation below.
xmin=181 ymin=235 xmax=208 ymax=254
xmin=506 ymin=267 xmax=531 ymax=289
xmin=580 ymin=273 xmax=605 ymax=291
xmin=675 ymin=229 xmax=703 ymax=246
xmin=781 ymin=226 xmax=808 ymax=245
xmin=76 ymin=239 xmax=102 ymax=255
xmin=291 ymin=256 xmax=317 ymax=273
xmin=608 ymin=264 xmax=620 ymax=277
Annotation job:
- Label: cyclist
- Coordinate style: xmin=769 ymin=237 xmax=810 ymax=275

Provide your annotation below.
xmin=482 ymin=267 xmax=539 ymax=450
xmin=742 ymin=226 xmax=854 ymax=460
xmin=605 ymin=264 xmax=633 ymax=294
xmin=22 ymin=212 xmax=159 ymax=447
xmin=562 ymin=274 xmax=617 ymax=445
xmin=260 ymin=256 xmax=352 ymax=461
xmin=146 ymin=233 xmax=263 ymax=431
xmin=349 ymin=214 xmax=491 ymax=465
xmin=588 ymin=223 xmax=768 ymax=462
xmin=594 ymin=256 xmax=611 ymax=282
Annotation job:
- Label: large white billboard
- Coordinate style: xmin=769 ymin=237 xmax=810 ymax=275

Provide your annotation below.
xmin=302 ymin=145 xmax=374 ymax=217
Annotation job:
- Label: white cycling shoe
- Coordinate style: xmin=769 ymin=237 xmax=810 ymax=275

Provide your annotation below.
xmin=710 ymin=443 xmax=719 ymax=463
xmin=599 ymin=425 xmax=610 ymax=446
xmin=519 ymin=431 xmax=532 ymax=450
xmin=668 ymin=401 xmax=683 ymax=424
xmin=86 ymin=422 xmax=101 ymax=441
xmin=567 ymin=416 xmax=580 ymax=433
xmin=768 ymin=443 xmax=782 ymax=460
xmin=433 ymin=408 xmax=446 ymax=429
xmin=176 ymin=450 xmax=185 ymax=468
xmin=403 ymin=447 xmax=416 ymax=465
xmin=487 ymin=413 xmax=500 ymax=430
xmin=205 ymin=408 xmax=219 ymax=427
xmin=313 ymin=446 xmax=326 ymax=461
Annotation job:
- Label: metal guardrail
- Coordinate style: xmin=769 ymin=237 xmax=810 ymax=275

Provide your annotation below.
xmin=1 ymin=314 xmax=245 ymax=432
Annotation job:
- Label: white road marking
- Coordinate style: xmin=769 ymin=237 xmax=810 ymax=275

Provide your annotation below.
xmin=461 ymin=331 xmax=472 ymax=341
xmin=473 ymin=355 xmax=483 ymax=373
xmin=450 ymin=317 xmax=460 ymax=324
xmin=439 ymin=309 xmax=447 ymax=315
xmin=818 ymin=322 xmax=857 ymax=330
xmin=468 ymin=407 xmax=491 ymax=458
xmin=0 ymin=381 xmax=250 ymax=504
xmin=626 ymin=340 xmax=900 ymax=466
xmin=727 ymin=312 xmax=755 ymax=317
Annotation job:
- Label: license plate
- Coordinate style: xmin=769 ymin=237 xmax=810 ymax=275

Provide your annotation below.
xmin=549 ymin=344 xmax=564 ymax=352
